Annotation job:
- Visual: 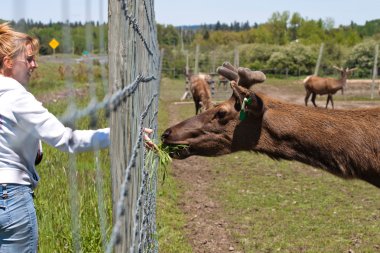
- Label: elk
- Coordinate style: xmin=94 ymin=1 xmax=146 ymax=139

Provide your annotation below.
xmin=188 ymin=73 xmax=215 ymax=115
xmin=303 ymin=66 xmax=356 ymax=109
xmin=198 ymin=73 xmax=215 ymax=95
xmin=162 ymin=62 xmax=380 ymax=188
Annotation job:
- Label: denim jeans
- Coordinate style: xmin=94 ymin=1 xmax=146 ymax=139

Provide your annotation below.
xmin=0 ymin=184 xmax=38 ymax=253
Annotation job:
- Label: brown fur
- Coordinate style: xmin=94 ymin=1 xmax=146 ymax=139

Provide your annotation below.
xmin=303 ymin=67 xmax=356 ymax=109
xmin=162 ymin=66 xmax=380 ymax=188
xmin=189 ymin=74 xmax=214 ymax=114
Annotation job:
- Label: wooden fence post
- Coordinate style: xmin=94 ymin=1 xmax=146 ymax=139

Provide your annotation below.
xmin=371 ymin=44 xmax=378 ymax=99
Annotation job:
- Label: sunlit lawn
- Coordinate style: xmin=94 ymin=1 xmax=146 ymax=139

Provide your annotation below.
xmin=157 ymin=76 xmax=380 ymax=253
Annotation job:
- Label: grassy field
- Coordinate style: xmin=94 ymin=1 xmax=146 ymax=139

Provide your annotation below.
xmin=30 ymin=58 xmax=380 ymax=252
xmin=211 ymin=154 xmax=380 ymax=252
xmin=156 ymin=78 xmax=193 ymax=252
xmin=29 ymin=57 xmax=113 ymax=253
xmin=157 ymin=76 xmax=380 ymax=252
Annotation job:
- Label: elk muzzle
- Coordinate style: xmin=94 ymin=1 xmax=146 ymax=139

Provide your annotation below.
xmin=161 ymin=128 xmax=193 ymax=159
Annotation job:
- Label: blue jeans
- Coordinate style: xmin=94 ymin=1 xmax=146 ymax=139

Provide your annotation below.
xmin=0 ymin=184 xmax=38 ymax=253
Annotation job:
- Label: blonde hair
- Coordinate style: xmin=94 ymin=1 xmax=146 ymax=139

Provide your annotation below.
xmin=0 ymin=22 xmax=40 ymax=68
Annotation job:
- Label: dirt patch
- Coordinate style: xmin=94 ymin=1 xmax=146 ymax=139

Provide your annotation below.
xmin=168 ymin=105 xmax=241 ymax=253
xmin=256 ymin=82 xmax=380 ymax=109
xmin=168 ymin=83 xmax=380 ymax=253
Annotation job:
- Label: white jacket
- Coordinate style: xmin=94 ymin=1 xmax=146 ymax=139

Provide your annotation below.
xmin=0 ymin=75 xmax=110 ymax=188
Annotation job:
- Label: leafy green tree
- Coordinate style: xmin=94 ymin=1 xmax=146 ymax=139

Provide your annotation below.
xmin=320 ymin=42 xmax=347 ymax=74
xmin=323 ymin=17 xmax=335 ymax=31
xmin=267 ymin=43 xmax=317 ymax=75
xmin=239 ymin=43 xmax=279 ymax=70
xmin=251 ymin=24 xmax=274 ymax=44
xmin=331 ymin=27 xmax=361 ymax=47
xmin=157 ymin=24 xmax=180 ymax=47
xmin=345 ymin=39 xmax=380 ymax=77
xmin=358 ymin=19 xmax=380 ymax=37
xmin=203 ymin=30 xmax=210 ymax=40
xmin=297 ymin=20 xmax=325 ymax=45
xmin=208 ymin=31 xmax=241 ymax=46
xmin=267 ymin=11 xmax=290 ymax=45
xmin=160 ymin=47 xmax=187 ymax=78
xmin=215 ymin=21 xmax=222 ymax=31
xmin=289 ymin=12 xmax=303 ymax=41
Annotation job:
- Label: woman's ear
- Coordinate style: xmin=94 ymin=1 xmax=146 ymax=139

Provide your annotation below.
xmin=3 ymin=56 xmax=13 ymax=69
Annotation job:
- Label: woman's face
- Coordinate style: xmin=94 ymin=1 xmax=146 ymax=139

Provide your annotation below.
xmin=11 ymin=44 xmax=38 ymax=86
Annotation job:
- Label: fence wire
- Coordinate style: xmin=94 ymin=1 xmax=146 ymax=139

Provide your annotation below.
xmin=108 ymin=1 xmax=161 ymax=253
xmin=5 ymin=0 xmax=160 ymax=252
xmin=53 ymin=0 xmax=160 ymax=252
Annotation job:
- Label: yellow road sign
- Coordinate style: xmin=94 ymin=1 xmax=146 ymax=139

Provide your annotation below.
xmin=49 ymin=39 xmax=59 ymax=49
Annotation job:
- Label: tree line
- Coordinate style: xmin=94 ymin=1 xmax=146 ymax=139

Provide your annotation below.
xmin=158 ymin=11 xmax=380 ymax=78
xmin=2 ymin=12 xmax=380 ymax=78
xmin=158 ymin=12 xmax=380 ymax=47
xmin=0 ymin=18 xmax=108 ymax=55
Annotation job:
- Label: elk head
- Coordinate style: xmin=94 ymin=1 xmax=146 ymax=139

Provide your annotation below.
xmin=332 ymin=66 xmax=357 ymax=76
xmin=161 ymin=62 xmax=266 ymax=159
xmin=332 ymin=65 xmax=357 ymax=94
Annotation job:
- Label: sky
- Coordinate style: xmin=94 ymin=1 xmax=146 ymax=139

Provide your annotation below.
xmin=1 ymin=0 xmax=108 ymax=24
xmin=154 ymin=0 xmax=380 ymax=27
xmin=0 ymin=0 xmax=379 ymax=27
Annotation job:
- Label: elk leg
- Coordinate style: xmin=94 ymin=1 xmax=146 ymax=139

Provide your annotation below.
xmin=194 ymin=99 xmax=200 ymax=115
xmin=304 ymin=90 xmax=311 ymax=106
xmin=311 ymin=93 xmax=317 ymax=107
xmin=326 ymin=94 xmax=334 ymax=109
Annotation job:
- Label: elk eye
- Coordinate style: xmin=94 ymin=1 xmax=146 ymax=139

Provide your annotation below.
xmin=216 ymin=110 xmax=227 ymax=119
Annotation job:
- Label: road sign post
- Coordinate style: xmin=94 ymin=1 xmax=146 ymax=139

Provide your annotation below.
xmin=49 ymin=38 xmax=60 ymax=56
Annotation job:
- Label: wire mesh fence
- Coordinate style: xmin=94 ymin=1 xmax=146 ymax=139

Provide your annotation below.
xmin=57 ymin=0 xmax=161 ymax=251
xmin=107 ymin=0 xmax=160 ymax=252
xmin=48 ymin=0 xmax=161 ymax=251
xmin=2 ymin=0 xmax=161 ymax=252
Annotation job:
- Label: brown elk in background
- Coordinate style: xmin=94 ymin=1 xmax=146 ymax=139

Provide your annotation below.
xmin=162 ymin=62 xmax=380 ymax=188
xmin=188 ymin=73 xmax=215 ymax=115
xmin=303 ymin=66 xmax=356 ymax=109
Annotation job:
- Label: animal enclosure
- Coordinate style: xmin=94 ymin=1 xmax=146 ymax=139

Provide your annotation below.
xmin=3 ymin=1 xmax=161 ymax=253
xmin=157 ymin=76 xmax=380 ymax=253
xmin=108 ymin=0 xmax=161 ymax=252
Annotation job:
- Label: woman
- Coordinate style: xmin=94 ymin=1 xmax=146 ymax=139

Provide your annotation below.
xmin=0 ymin=22 xmax=110 ymax=252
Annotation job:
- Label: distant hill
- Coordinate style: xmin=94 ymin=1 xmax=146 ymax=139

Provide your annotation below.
xmin=176 ymin=25 xmax=202 ymax=31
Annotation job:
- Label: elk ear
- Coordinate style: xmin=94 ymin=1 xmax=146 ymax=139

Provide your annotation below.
xmin=231 ymin=81 xmax=264 ymax=119
xmin=245 ymin=93 xmax=263 ymax=115
xmin=230 ymin=81 xmax=249 ymax=105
